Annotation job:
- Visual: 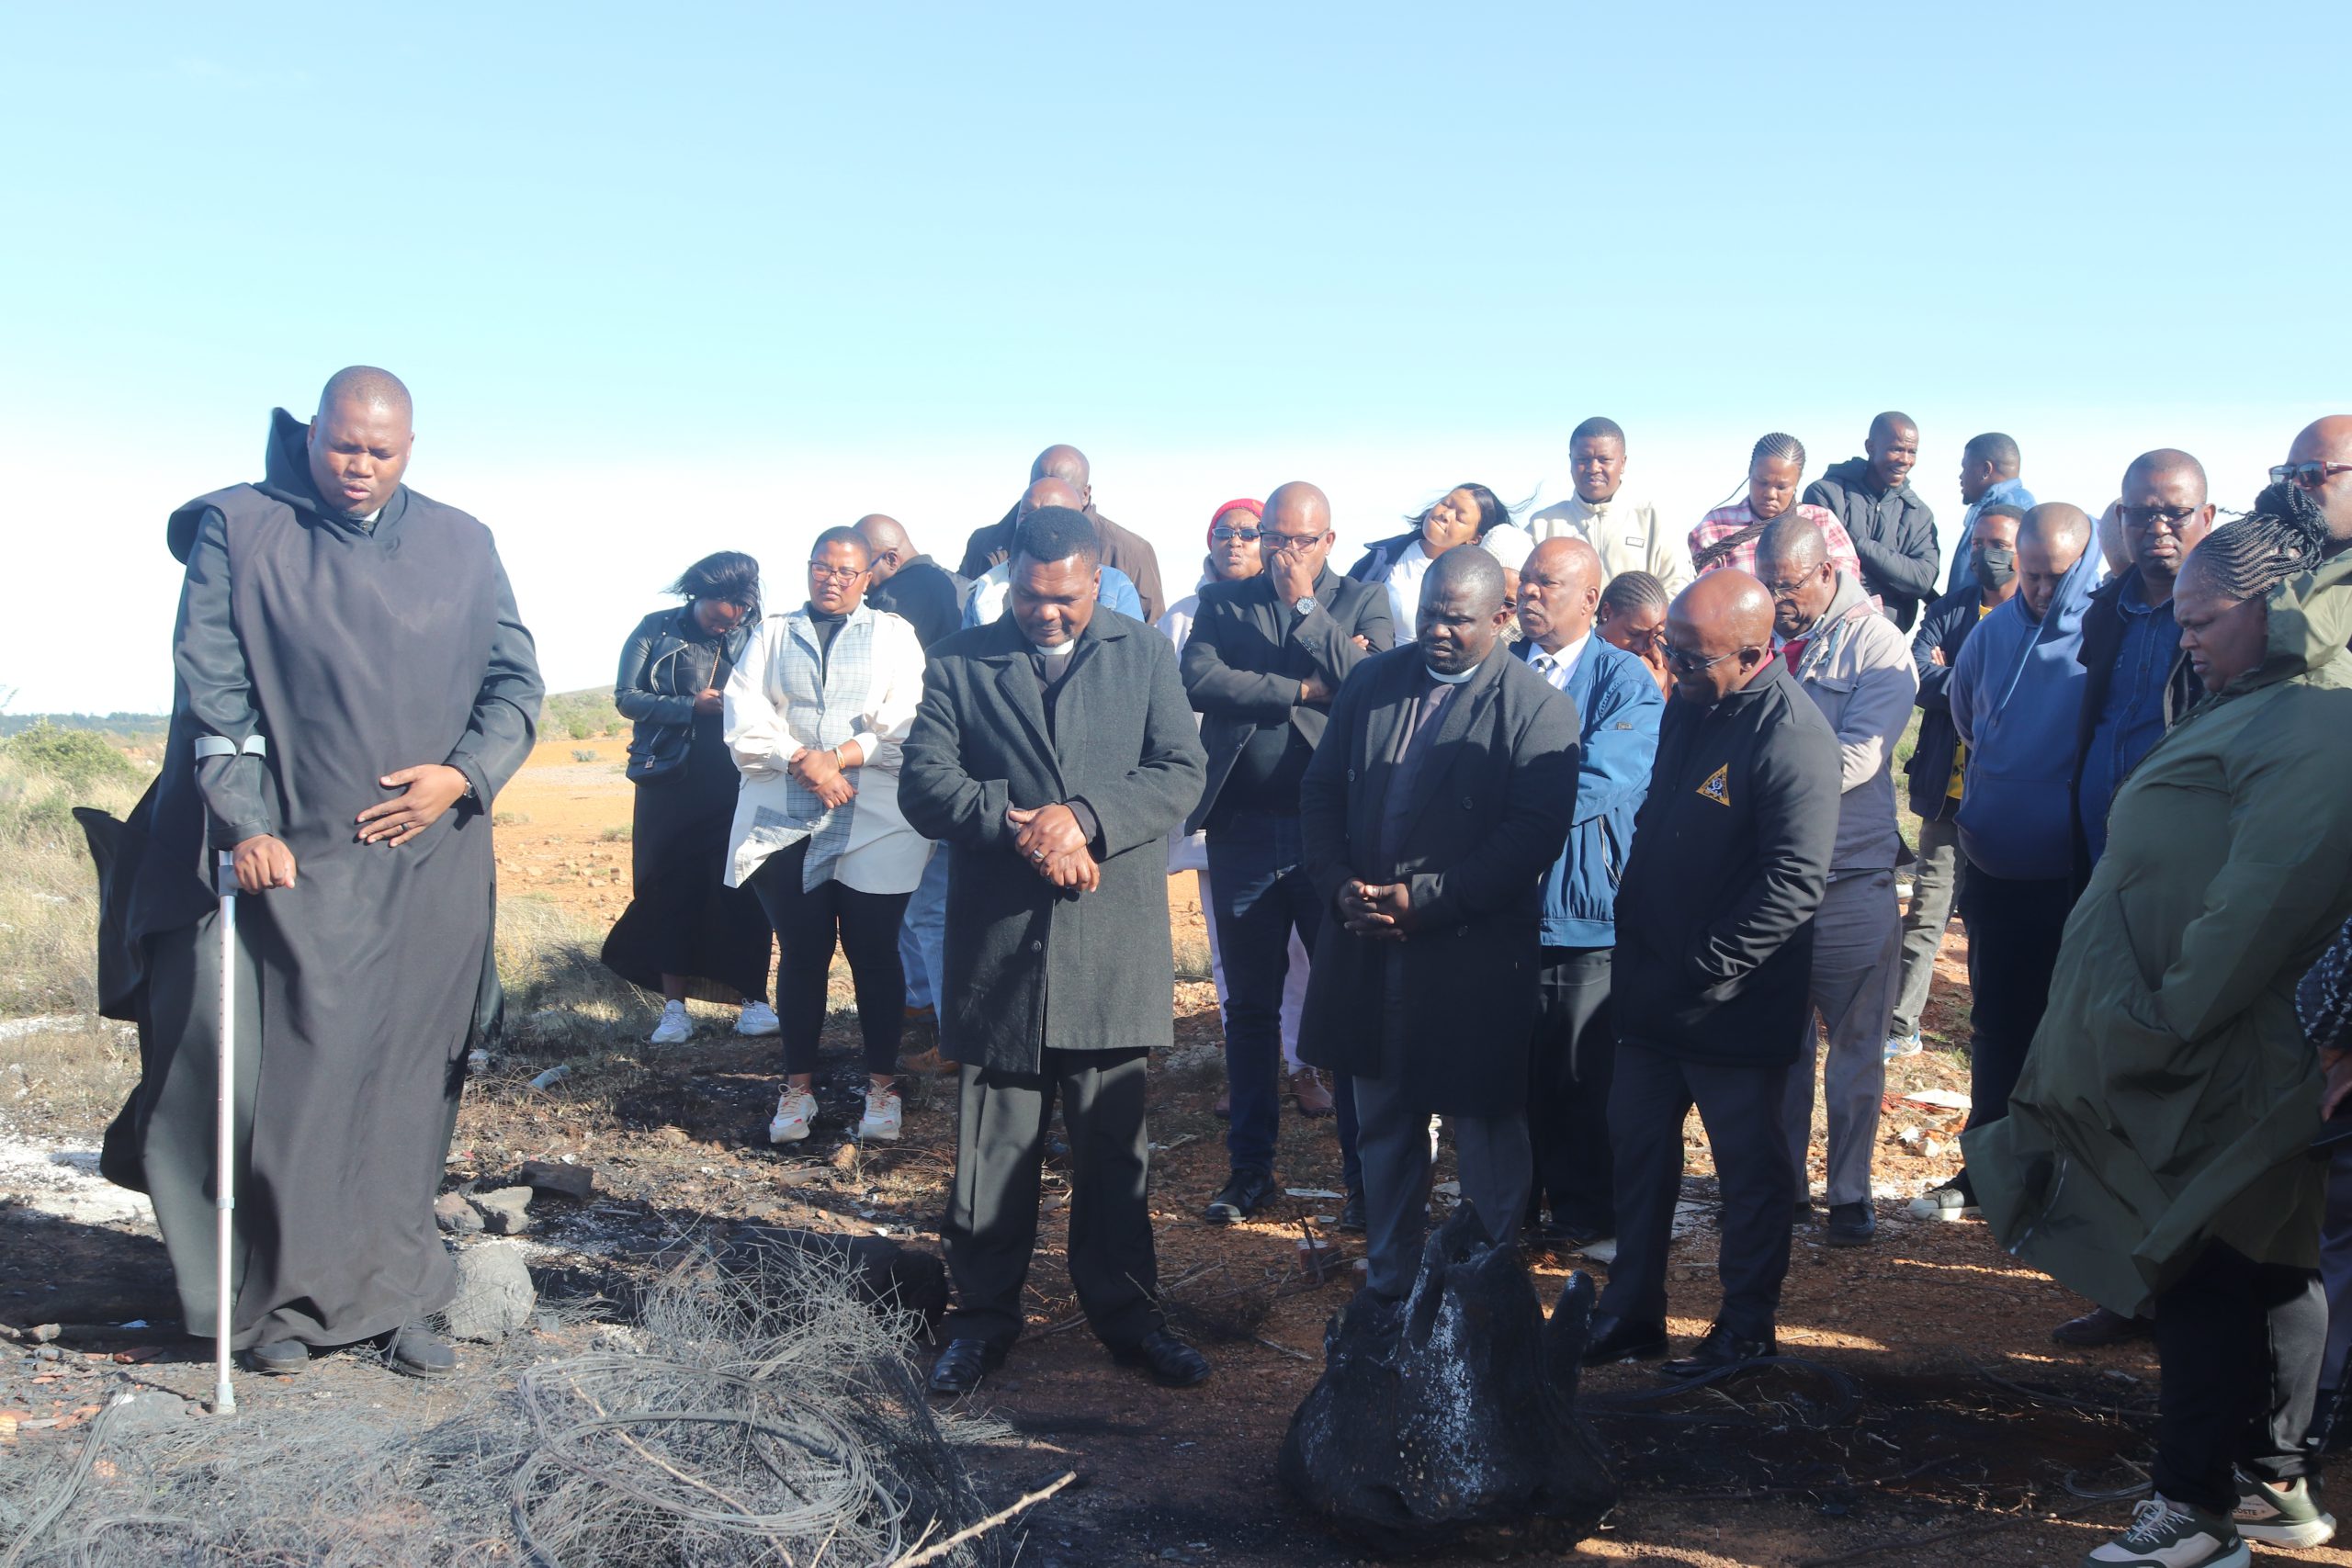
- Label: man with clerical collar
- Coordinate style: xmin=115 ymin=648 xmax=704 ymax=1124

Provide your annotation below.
xmin=902 ymin=504 xmax=1210 ymax=1396
xmin=1527 ymin=415 xmax=1691 ymax=595
xmin=1512 ymin=537 xmax=1663 ymax=1252
xmin=1295 ymin=547 xmax=1580 ymax=1300
xmin=99 ymin=367 xmax=543 ymax=1381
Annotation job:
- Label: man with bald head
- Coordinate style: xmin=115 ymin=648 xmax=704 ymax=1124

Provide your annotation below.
xmin=958 ymin=445 xmax=1167 ymax=622
xmin=104 ymin=367 xmax=543 ymax=1380
xmin=855 ymin=514 xmax=967 ymax=651
xmin=1514 ymin=536 xmax=1664 ymax=1248
xmin=2279 ymin=415 xmax=2352 ymax=557
xmin=1806 ymin=412 xmax=1942 ymax=629
xmin=1296 ymin=546 xmax=1578 ymax=1299
xmin=1751 ymin=514 xmax=1917 ymax=1248
xmin=1587 ymin=569 xmax=1838 ymax=1376
xmin=962 ymin=478 xmax=1144 ymax=628
xmin=1182 ymin=480 xmax=1391 ymax=1224
xmin=1911 ymin=504 xmax=2098 ymax=1243
xmin=2072 ymin=450 xmax=2213 ymax=882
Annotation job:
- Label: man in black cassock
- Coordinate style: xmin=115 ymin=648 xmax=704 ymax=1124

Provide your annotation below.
xmin=96 ymin=367 xmax=542 ymax=1377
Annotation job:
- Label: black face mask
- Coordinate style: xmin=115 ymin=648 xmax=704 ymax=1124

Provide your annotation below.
xmin=1973 ymin=546 xmax=2018 ymax=589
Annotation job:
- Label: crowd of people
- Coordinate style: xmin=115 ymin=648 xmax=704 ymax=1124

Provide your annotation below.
xmin=96 ymin=367 xmax=2352 ymax=1568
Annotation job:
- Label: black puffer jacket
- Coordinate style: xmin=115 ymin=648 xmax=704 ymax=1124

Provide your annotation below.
xmin=1905 ymin=584 xmax=1992 ymax=820
xmin=1804 ymin=458 xmax=1940 ymax=629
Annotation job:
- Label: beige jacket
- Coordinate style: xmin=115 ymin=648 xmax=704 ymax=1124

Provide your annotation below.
xmin=1527 ymin=491 xmax=1691 ymax=593
xmin=1785 ymin=571 xmax=1919 ymax=876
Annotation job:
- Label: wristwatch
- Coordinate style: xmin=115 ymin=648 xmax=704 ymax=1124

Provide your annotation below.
xmin=1292 ymin=594 xmax=1317 ymax=616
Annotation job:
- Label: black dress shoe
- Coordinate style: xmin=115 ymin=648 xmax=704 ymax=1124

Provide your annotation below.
xmin=246 ymin=1339 xmax=310 ymax=1375
xmin=927 ymin=1337 xmax=1004 ymax=1396
xmin=1338 ymin=1190 xmax=1366 ymax=1232
xmin=1825 ymin=1201 xmax=1876 ymax=1247
xmin=1579 ymin=1313 xmax=1669 ymax=1366
xmin=1660 ymin=1321 xmax=1775 ymax=1378
xmin=1204 ymin=1168 xmax=1276 ymax=1225
xmin=1112 ymin=1328 xmax=1211 ymax=1388
xmin=384 ymin=1323 xmax=457 ymax=1379
xmin=2051 ymin=1304 xmax=2154 ymax=1348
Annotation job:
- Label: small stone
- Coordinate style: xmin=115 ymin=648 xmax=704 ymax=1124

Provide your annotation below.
xmin=828 ymin=1142 xmax=859 ymax=1170
xmin=469 ymin=1186 xmax=534 ymax=1235
xmin=656 ymin=1126 xmax=687 ymax=1146
xmin=519 ymin=1160 xmax=594 ymax=1201
xmin=435 ymin=1193 xmax=483 ymax=1235
xmin=441 ymin=1243 xmax=537 ymax=1343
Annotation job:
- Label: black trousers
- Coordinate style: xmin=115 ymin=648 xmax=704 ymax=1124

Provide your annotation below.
xmin=1952 ymin=865 xmax=2074 ymax=1192
xmin=1527 ymin=947 xmax=1616 ymax=1235
xmin=941 ymin=1046 xmax=1162 ymax=1354
xmin=2150 ymin=1241 xmax=2325 ymax=1515
xmin=749 ymin=841 xmax=911 ymax=1077
xmin=1601 ymin=1043 xmax=1794 ymax=1339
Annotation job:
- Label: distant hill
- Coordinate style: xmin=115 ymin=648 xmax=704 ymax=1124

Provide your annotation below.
xmin=0 ymin=712 xmax=169 ymax=739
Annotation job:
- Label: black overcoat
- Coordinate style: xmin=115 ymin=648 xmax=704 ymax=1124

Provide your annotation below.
xmin=1295 ymin=647 xmax=1580 ymax=1115
xmin=899 ymin=610 xmax=1205 ymax=1072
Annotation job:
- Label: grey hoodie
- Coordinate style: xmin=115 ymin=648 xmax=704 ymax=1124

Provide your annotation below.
xmin=1785 ymin=570 xmax=1921 ymax=875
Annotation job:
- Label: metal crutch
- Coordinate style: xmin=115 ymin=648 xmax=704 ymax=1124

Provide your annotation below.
xmin=212 ymin=847 xmax=238 ymax=1415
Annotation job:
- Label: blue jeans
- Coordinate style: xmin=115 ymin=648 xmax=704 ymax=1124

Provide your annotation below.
xmin=899 ymin=846 xmax=948 ymax=1010
xmin=1205 ymin=809 xmax=1360 ymax=1190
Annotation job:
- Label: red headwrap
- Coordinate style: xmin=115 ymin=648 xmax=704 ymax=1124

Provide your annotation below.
xmin=1207 ymin=498 xmax=1264 ymax=537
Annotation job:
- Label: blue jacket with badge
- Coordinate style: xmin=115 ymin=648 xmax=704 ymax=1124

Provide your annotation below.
xmin=1525 ymin=638 xmax=1664 ymax=947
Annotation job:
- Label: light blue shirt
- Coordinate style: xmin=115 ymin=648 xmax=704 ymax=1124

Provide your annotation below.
xmin=1947 ymin=476 xmax=2038 ymax=595
xmin=962 ymin=561 xmax=1143 ymax=629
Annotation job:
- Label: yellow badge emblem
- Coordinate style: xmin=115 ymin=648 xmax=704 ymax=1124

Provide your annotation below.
xmin=1697 ymin=765 xmax=1730 ymax=807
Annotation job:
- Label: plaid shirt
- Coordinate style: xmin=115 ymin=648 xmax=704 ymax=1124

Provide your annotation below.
xmin=1687 ymin=502 xmax=1862 ymax=581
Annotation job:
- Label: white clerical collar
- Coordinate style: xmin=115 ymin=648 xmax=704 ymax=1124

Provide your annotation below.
xmin=1425 ymin=660 xmax=1477 ymax=685
xmin=1030 ymin=637 xmax=1079 ymax=659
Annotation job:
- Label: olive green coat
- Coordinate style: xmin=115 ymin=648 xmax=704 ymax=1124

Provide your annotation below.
xmin=1967 ymin=555 xmax=2352 ymax=1315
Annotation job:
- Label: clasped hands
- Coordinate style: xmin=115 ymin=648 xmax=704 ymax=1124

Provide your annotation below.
xmin=236 ymin=760 xmax=473 ymax=892
xmin=1007 ymin=803 xmax=1099 ymax=892
xmin=1339 ymin=878 xmax=1413 ymax=941
xmin=786 ymin=746 xmax=855 ymax=808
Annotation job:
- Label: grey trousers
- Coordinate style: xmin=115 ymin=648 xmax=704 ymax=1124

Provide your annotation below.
xmin=1781 ymin=871 xmax=1902 ymax=1207
xmin=2323 ymin=1144 xmax=2352 ymax=1393
xmin=1890 ymin=813 xmax=1962 ymax=1039
xmin=1351 ymin=1071 xmax=1531 ymax=1299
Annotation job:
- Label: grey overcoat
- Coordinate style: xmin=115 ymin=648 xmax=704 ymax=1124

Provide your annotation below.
xmin=900 ymin=609 xmax=1206 ymax=1073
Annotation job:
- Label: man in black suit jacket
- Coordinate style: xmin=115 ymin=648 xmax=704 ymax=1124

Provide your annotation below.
xmin=1297 ymin=547 xmax=1580 ymax=1298
xmin=1182 ymin=480 xmax=1392 ymax=1226
xmin=900 ymin=506 xmax=1209 ymax=1396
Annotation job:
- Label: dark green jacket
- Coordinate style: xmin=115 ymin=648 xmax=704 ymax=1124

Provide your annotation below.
xmin=1967 ymin=555 xmax=2352 ymax=1314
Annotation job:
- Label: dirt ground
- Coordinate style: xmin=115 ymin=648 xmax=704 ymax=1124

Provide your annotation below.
xmin=6 ymin=734 xmax=2346 ymax=1566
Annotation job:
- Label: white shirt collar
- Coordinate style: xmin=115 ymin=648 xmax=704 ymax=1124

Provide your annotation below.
xmin=1531 ymin=633 xmax=1589 ymax=689
xmin=1030 ymin=636 xmax=1078 ymax=659
xmin=1425 ymin=660 xmax=1477 ymax=686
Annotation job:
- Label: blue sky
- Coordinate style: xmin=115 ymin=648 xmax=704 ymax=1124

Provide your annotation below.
xmin=2 ymin=3 xmax=2337 ymax=710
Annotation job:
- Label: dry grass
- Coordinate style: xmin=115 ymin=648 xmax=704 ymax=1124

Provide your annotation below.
xmin=0 ymin=741 xmax=147 ymax=1020
xmin=495 ymin=893 xmax=660 ymax=1057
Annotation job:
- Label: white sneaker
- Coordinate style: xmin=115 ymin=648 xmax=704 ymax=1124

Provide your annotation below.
xmin=735 ymin=1000 xmax=780 ymax=1037
xmin=1907 ymin=1184 xmax=1981 ymax=1222
xmin=1884 ymin=1032 xmax=1923 ymax=1060
xmin=649 ymin=999 xmax=692 ymax=1046
xmin=2086 ymin=1495 xmax=2248 ymax=1567
xmin=858 ymin=1089 xmax=903 ymax=1143
xmin=767 ymin=1089 xmax=819 ymax=1145
xmin=2233 ymin=1473 xmax=2335 ymax=1548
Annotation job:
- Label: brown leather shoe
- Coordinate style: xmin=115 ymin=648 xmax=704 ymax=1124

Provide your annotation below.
xmin=1289 ymin=1066 xmax=1335 ymax=1118
xmin=899 ymin=1044 xmax=960 ymax=1076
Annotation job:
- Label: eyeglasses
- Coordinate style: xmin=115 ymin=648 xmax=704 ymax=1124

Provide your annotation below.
xmin=2271 ymin=461 xmax=2352 ymax=491
xmin=2120 ymin=504 xmax=2203 ymax=532
xmin=807 ymin=561 xmax=867 ymax=581
xmin=1209 ymin=525 xmax=1261 ymax=543
xmin=1262 ymin=530 xmax=1326 ymax=552
xmin=1759 ymin=577 xmax=1811 ymax=599
xmin=1657 ymin=640 xmax=1753 ymax=675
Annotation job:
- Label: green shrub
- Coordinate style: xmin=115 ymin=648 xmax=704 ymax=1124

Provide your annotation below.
xmin=6 ymin=721 xmax=140 ymax=794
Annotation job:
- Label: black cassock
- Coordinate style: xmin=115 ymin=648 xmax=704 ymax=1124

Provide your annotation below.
xmin=93 ymin=409 xmax=542 ymax=1351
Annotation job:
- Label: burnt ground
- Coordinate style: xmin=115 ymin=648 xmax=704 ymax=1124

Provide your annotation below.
xmin=6 ymin=737 xmax=2346 ymax=1565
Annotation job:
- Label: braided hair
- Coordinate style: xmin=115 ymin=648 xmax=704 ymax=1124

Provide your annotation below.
xmin=1599 ymin=570 xmax=1668 ymax=618
xmin=1753 ymin=431 xmax=1806 ymax=470
xmin=1695 ymin=434 xmax=1813 ymax=570
xmin=2180 ymin=479 xmax=2332 ymax=601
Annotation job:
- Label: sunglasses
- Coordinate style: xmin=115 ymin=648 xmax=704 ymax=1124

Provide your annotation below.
xmin=2271 ymin=461 xmax=2352 ymax=491
xmin=1657 ymin=640 xmax=1753 ymax=675
xmin=2120 ymin=504 xmax=2203 ymax=532
xmin=1210 ymin=525 xmax=1261 ymax=543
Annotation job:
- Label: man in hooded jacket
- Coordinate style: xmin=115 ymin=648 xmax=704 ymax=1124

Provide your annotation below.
xmin=96 ymin=367 xmax=542 ymax=1379
xmin=1804 ymin=412 xmax=1941 ymax=629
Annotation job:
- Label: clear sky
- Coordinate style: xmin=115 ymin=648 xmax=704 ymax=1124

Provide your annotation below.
xmin=2 ymin=2 xmax=2339 ymax=712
